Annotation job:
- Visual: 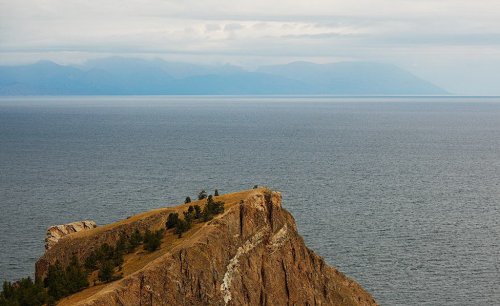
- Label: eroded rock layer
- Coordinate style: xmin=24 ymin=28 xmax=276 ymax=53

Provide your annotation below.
xmin=45 ymin=220 xmax=97 ymax=250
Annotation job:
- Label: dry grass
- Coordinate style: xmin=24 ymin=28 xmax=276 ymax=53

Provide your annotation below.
xmin=57 ymin=284 xmax=107 ymax=306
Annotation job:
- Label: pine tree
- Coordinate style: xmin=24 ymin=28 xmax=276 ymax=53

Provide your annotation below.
xmin=84 ymin=251 xmax=98 ymax=271
xmin=194 ymin=205 xmax=202 ymax=219
xmin=128 ymin=229 xmax=143 ymax=251
xmin=98 ymin=261 xmax=114 ymax=283
xmin=184 ymin=210 xmax=194 ymax=225
xmin=65 ymin=256 xmax=89 ymax=294
xmin=166 ymin=213 xmax=179 ymax=229
xmin=198 ymin=190 xmax=207 ymax=200
xmin=0 ymin=278 xmax=48 ymax=306
xmin=174 ymin=219 xmax=191 ymax=238
xmin=143 ymin=229 xmax=164 ymax=252
xmin=115 ymin=234 xmax=129 ymax=255
xmin=45 ymin=262 xmax=68 ymax=300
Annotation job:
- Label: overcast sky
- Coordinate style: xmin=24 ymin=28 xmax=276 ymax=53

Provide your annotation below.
xmin=1 ymin=0 xmax=500 ymax=94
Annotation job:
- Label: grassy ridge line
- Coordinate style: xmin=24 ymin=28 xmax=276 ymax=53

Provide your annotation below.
xmin=65 ymin=188 xmax=258 ymax=241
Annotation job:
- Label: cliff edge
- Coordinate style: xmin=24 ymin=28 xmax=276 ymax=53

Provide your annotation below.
xmin=36 ymin=189 xmax=377 ymax=306
xmin=45 ymin=220 xmax=97 ymax=250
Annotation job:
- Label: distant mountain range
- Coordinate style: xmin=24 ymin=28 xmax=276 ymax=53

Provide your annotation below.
xmin=0 ymin=58 xmax=448 ymax=95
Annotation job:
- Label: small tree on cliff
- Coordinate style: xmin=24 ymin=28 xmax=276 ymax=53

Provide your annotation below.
xmin=98 ymin=261 xmax=114 ymax=283
xmin=184 ymin=206 xmax=195 ymax=224
xmin=143 ymin=229 xmax=164 ymax=252
xmin=185 ymin=196 xmax=191 ymax=204
xmin=128 ymin=229 xmax=143 ymax=252
xmin=174 ymin=219 xmax=191 ymax=238
xmin=115 ymin=234 xmax=128 ymax=254
xmin=84 ymin=252 xmax=98 ymax=271
xmin=194 ymin=205 xmax=202 ymax=219
xmin=166 ymin=213 xmax=179 ymax=229
xmin=198 ymin=190 xmax=207 ymax=200
xmin=0 ymin=278 xmax=49 ymax=306
xmin=65 ymin=256 xmax=89 ymax=294
xmin=214 ymin=189 xmax=219 ymax=196
xmin=201 ymin=195 xmax=225 ymax=221
xmin=45 ymin=262 xmax=67 ymax=299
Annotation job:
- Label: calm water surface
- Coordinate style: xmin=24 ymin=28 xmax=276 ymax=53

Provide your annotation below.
xmin=0 ymin=96 xmax=499 ymax=305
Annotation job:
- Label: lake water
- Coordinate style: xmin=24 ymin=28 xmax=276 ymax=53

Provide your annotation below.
xmin=0 ymin=96 xmax=499 ymax=305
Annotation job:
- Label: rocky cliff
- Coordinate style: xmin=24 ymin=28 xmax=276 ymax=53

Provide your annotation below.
xmin=36 ymin=189 xmax=377 ymax=306
xmin=45 ymin=220 xmax=97 ymax=250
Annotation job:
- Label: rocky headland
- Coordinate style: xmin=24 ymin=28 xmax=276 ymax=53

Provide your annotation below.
xmin=35 ymin=188 xmax=377 ymax=306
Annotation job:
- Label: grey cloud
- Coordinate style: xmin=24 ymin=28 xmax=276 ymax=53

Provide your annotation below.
xmin=378 ymin=33 xmax=500 ymax=46
xmin=279 ymin=32 xmax=365 ymax=39
xmin=224 ymin=23 xmax=244 ymax=31
xmin=205 ymin=24 xmax=221 ymax=32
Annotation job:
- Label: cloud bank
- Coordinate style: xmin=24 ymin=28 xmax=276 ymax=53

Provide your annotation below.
xmin=1 ymin=0 xmax=500 ymax=94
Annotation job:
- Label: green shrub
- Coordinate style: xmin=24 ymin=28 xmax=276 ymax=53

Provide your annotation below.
xmin=115 ymin=234 xmax=129 ymax=256
xmin=44 ymin=257 xmax=88 ymax=301
xmin=84 ymin=251 xmax=98 ymax=271
xmin=65 ymin=256 xmax=89 ymax=294
xmin=45 ymin=262 xmax=67 ymax=300
xmin=98 ymin=261 xmax=114 ymax=283
xmin=2 ymin=228 xmax=153 ymax=305
xmin=128 ymin=229 xmax=143 ymax=251
xmin=183 ymin=209 xmax=194 ymax=224
xmin=193 ymin=205 xmax=201 ymax=219
xmin=0 ymin=277 xmax=49 ymax=306
xmin=99 ymin=243 xmax=114 ymax=260
xmin=214 ymin=189 xmax=219 ymax=196
xmin=201 ymin=208 xmax=212 ymax=222
xmin=166 ymin=213 xmax=179 ymax=229
xmin=184 ymin=196 xmax=191 ymax=203
xmin=197 ymin=190 xmax=207 ymax=200
xmin=202 ymin=195 xmax=225 ymax=221
xmin=174 ymin=219 xmax=191 ymax=238
xmin=143 ymin=229 xmax=164 ymax=252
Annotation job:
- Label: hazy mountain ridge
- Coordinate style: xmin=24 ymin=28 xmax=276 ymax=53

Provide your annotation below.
xmin=258 ymin=61 xmax=447 ymax=95
xmin=0 ymin=58 xmax=448 ymax=95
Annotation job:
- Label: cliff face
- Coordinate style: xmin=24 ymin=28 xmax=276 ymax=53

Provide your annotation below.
xmin=37 ymin=189 xmax=377 ymax=306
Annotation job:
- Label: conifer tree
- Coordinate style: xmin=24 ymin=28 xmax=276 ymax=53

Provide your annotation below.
xmin=198 ymin=190 xmax=207 ymax=200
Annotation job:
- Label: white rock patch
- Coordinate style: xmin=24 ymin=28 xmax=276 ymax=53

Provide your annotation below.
xmin=220 ymin=230 xmax=266 ymax=304
xmin=268 ymin=225 xmax=289 ymax=253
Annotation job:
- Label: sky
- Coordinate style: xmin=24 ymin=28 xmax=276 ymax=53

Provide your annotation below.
xmin=1 ymin=0 xmax=500 ymax=95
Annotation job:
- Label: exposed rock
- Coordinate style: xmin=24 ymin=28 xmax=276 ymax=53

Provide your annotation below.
xmin=37 ymin=189 xmax=378 ymax=306
xmin=45 ymin=220 xmax=97 ymax=250
xmin=36 ymin=207 xmax=172 ymax=279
